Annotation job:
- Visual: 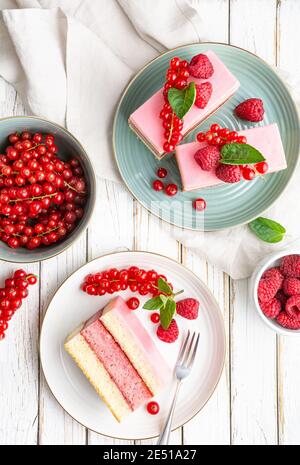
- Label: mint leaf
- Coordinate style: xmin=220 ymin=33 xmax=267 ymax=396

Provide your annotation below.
xmin=168 ymin=82 xmax=196 ymax=119
xmin=220 ymin=143 xmax=266 ymax=165
xmin=157 ymin=278 xmax=172 ymax=295
xmin=160 ymin=299 xmax=176 ymax=330
xmin=249 ymin=217 xmax=286 ymax=243
xmin=159 ymin=294 xmax=168 ymax=306
xmin=143 ymin=296 xmax=164 ymax=310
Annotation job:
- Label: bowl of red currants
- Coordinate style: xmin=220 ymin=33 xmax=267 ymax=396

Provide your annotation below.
xmin=0 ymin=116 xmax=96 ymax=262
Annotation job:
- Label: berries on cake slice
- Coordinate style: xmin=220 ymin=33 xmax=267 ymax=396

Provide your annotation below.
xmin=189 ymin=53 xmax=214 ymax=79
xmin=235 ymin=98 xmax=264 ymax=122
xmin=194 ymin=146 xmax=220 ymax=171
xmin=215 ymin=164 xmax=242 ymax=183
xmin=194 ymin=82 xmax=213 ymax=109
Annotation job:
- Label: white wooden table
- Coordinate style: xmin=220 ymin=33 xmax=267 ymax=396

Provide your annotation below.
xmin=0 ymin=0 xmax=299 ymax=446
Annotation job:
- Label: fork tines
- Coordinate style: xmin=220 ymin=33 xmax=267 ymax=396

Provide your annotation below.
xmin=177 ymin=330 xmax=200 ymax=369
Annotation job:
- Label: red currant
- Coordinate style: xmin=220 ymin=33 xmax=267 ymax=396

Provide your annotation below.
xmin=157 ymin=168 xmax=168 ymax=178
xmin=242 ymin=167 xmax=256 ymax=181
xmin=193 ymin=198 xmax=206 ymax=212
xmin=152 ymin=180 xmax=164 ymax=191
xmin=255 ymin=161 xmax=269 ymax=174
xmin=150 ymin=313 xmax=160 ymax=323
xmin=146 ymin=401 xmax=160 ymax=415
xmin=165 ymin=183 xmax=178 ymax=196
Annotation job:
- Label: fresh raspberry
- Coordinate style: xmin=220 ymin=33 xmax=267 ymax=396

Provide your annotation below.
xmin=194 ymin=82 xmax=212 ymax=109
xmin=235 ymin=98 xmax=264 ymax=122
xmin=259 ymin=298 xmax=281 ymax=319
xmin=280 ymin=255 xmax=300 ymax=278
xmin=277 ymin=311 xmax=300 ymax=330
xmin=189 ymin=54 xmax=214 ymax=79
xmin=285 ymin=295 xmax=300 ymax=321
xmin=215 ymin=164 xmax=242 ymax=183
xmin=194 ymin=146 xmax=220 ymax=171
xmin=257 ymin=274 xmax=282 ymax=303
xmin=156 ymin=319 xmax=179 ymax=343
xmin=262 ymin=267 xmax=284 ymax=286
xmin=176 ymin=298 xmax=199 ymax=320
xmin=276 ymin=290 xmax=288 ymax=309
xmin=283 ymin=278 xmax=300 ymax=296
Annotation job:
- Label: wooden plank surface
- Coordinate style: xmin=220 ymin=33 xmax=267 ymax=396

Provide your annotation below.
xmin=0 ymin=0 xmax=299 ymax=446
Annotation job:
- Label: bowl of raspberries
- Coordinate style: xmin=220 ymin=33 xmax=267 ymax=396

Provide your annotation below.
xmin=251 ymin=249 xmax=300 ymax=334
xmin=0 ymin=116 xmax=96 ymax=262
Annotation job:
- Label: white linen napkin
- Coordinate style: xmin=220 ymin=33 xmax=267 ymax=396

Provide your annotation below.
xmin=0 ymin=0 xmax=299 ymax=279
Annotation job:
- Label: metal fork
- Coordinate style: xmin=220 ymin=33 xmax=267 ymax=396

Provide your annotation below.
xmin=156 ymin=330 xmax=200 ymax=445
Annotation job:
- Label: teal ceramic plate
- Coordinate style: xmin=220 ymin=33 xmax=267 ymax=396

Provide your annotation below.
xmin=113 ymin=43 xmax=300 ymax=231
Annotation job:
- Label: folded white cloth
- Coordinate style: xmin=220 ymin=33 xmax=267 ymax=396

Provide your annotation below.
xmin=0 ymin=0 xmax=299 ymax=279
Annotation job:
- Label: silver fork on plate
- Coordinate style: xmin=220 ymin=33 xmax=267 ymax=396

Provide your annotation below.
xmin=156 ymin=330 xmax=200 ymax=445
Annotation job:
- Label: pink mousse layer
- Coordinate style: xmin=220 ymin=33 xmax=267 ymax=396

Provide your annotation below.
xmin=129 ymin=51 xmax=240 ymax=157
xmin=102 ymin=296 xmax=172 ymax=387
xmin=80 ymin=320 xmax=152 ymax=410
xmin=176 ymin=123 xmax=287 ymax=192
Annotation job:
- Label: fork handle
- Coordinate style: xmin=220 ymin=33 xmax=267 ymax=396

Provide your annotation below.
xmin=156 ymin=380 xmax=182 ymax=445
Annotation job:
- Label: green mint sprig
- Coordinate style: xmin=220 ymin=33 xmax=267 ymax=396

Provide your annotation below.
xmin=248 ymin=217 xmax=286 ymax=243
xmin=220 ymin=143 xmax=266 ymax=165
xmin=168 ymin=82 xmax=196 ymax=120
xmin=143 ymin=278 xmax=183 ymax=330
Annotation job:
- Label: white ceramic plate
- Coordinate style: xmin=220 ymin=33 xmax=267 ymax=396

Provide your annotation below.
xmin=40 ymin=251 xmax=225 ymax=440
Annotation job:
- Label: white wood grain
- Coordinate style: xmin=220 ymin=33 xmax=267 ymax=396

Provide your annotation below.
xmin=0 ymin=80 xmax=40 ymax=445
xmin=229 ymin=0 xmax=278 ymax=445
xmin=276 ymin=0 xmax=300 ymax=446
xmin=182 ymin=0 xmax=231 ymax=445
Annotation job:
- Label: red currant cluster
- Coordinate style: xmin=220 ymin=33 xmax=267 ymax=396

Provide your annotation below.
xmin=0 ymin=131 xmax=87 ymax=249
xmin=160 ymin=57 xmax=190 ymax=153
xmin=152 ymin=167 xmax=178 ymax=196
xmin=0 ymin=269 xmax=37 ymax=340
xmin=82 ymin=266 xmax=172 ymax=298
xmin=196 ymin=123 xmax=247 ymax=146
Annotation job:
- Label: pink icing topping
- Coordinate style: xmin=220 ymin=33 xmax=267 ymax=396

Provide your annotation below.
xmin=81 ymin=320 xmax=152 ymax=410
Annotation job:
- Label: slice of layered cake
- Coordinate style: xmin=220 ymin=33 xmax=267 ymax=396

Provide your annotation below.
xmin=175 ymin=123 xmax=287 ymax=191
xmin=64 ymin=296 xmax=171 ymax=422
xmin=129 ymin=51 xmax=240 ymax=159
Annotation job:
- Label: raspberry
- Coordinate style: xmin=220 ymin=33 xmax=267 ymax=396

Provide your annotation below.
xmin=235 ymin=98 xmax=264 ymax=122
xmin=277 ymin=311 xmax=300 ymax=330
xmin=285 ymin=295 xmax=300 ymax=321
xmin=188 ymin=53 xmax=214 ymax=79
xmin=258 ymin=274 xmax=282 ymax=303
xmin=156 ymin=319 xmax=179 ymax=343
xmin=194 ymin=82 xmax=212 ymax=109
xmin=194 ymin=146 xmax=220 ymax=171
xmin=283 ymin=278 xmax=300 ymax=296
xmin=262 ymin=267 xmax=284 ymax=286
xmin=215 ymin=164 xmax=242 ymax=183
xmin=276 ymin=290 xmax=288 ymax=309
xmin=280 ymin=255 xmax=300 ymax=278
xmin=176 ymin=298 xmax=199 ymax=320
xmin=259 ymin=298 xmax=281 ymax=319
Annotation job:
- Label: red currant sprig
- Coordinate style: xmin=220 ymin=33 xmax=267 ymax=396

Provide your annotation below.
xmin=196 ymin=123 xmax=247 ymax=147
xmin=82 ymin=267 xmax=172 ymax=298
xmin=0 ymin=269 xmax=38 ymax=341
xmin=160 ymin=57 xmax=189 ymax=153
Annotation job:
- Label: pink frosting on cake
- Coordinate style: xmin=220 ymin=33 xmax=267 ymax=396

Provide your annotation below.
xmin=81 ymin=320 xmax=152 ymax=410
xmin=175 ymin=123 xmax=287 ymax=191
xmin=101 ymin=296 xmax=172 ymax=387
xmin=129 ymin=51 xmax=240 ymax=157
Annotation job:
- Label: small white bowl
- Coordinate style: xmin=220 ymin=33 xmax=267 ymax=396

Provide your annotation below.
xmin=250 ymin=247 xmax=300 ymax=336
